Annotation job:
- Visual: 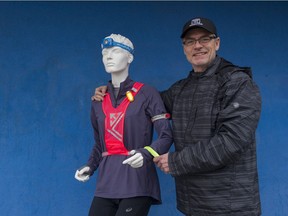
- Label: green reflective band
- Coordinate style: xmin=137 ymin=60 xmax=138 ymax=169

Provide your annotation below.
xmin=144 ymin=146 xmax=159 ymax=157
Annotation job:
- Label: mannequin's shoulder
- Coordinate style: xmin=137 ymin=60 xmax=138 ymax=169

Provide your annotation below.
xmin=138 ymin=83 xmax=159 ymax=95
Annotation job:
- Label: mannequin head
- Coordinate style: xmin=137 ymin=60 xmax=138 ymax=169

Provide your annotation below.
xmin=101 ymin=34 xmax=134 ymax=87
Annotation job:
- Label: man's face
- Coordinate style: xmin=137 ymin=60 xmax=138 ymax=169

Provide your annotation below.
xmin=102 ymin=47 xmax=132 ymax=74
xmin=182 ymin=28 xmax=220 ymax=72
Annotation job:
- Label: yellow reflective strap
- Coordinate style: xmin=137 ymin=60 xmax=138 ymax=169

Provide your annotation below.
xmin=144 ymin=146 xmax=159 ymax=157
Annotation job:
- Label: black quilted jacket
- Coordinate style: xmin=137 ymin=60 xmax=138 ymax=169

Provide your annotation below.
xmin=161 ymin=56 xmax=262 ymax=215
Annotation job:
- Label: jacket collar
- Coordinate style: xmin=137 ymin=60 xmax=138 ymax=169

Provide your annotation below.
xmin=189 ymin=55 xmax=221 ymax=79
xmin=107 ymin=76 xmax=135 ymax=101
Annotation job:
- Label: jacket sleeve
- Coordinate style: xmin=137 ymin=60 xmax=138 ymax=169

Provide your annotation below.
xmin=160 ymin=79 xmax=186 ymax=115
xmin=168 ymin=72 xmax=262 ymax=176
xmin=139 ymin=86 xmax=173 ymax=159
xmin=86 ymin=103 xmax=103 ymax=175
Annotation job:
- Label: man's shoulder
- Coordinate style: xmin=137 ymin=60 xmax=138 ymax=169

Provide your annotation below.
xmin=216 ymin=57 xmax=253 ymax=85
xmin=170 ymin=77 xmax=190 ymax=88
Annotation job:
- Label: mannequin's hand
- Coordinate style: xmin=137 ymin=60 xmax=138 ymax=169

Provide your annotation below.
xmin=75 ymin=166 xmax=91 ymax=182
xmin=122 ymin=150 xmax=143 ymax=168
xmin=91 ymin=86 xmax=107 ymax=101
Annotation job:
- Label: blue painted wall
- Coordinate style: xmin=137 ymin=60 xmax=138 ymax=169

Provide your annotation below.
xmin=0 ymin=2 xmax=287 ymax=216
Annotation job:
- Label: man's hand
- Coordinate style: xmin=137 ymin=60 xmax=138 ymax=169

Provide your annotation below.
xmin=74 ymin=166 xmax=91 ymax=182
xmin=122 ymin=150 xmax=144 ymax=168
xmin=91 ymin=86 xmax=108 ymax=101
xmin=153 ymin=153 xmax=170 ymax=174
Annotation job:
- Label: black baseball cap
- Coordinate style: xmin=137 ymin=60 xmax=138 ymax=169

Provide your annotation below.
xmin=180 ymin=17 xmax=217 ymax=38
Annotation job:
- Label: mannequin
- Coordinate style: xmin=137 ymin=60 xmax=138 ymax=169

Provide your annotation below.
xmin=75 ymin=34 xmax=172 ymax=216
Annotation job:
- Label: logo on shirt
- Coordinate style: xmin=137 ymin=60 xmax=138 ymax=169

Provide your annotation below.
xmin=125 ymin=207 xmax=133 ymax=213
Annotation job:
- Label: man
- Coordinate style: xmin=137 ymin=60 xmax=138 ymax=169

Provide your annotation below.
xmin=75 ymin=34 xmax=172 ymax=216
xmin=94 ymin=18 xmax=262 ymax=216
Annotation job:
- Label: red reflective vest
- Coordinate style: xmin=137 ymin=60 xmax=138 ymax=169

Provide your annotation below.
xmin=102 ymin=82 xmax=144 ymax=156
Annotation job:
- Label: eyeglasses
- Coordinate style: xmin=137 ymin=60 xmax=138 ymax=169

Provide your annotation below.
xmin=182 ymin=35 xmax=217 ymax=47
